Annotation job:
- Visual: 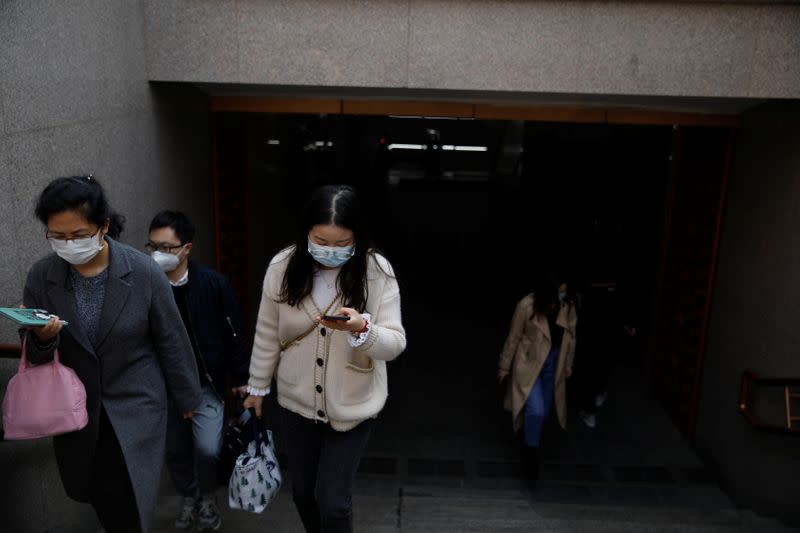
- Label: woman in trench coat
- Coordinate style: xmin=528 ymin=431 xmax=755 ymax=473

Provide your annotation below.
xmin=497 ymin=278 xmax=577 ymax=482
xmin=21 ymin=176 xmax=202 ymax=532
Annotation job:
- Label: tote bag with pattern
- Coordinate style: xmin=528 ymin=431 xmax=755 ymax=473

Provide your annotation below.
xmin=228 ymin=413 xmax=282 ymax=513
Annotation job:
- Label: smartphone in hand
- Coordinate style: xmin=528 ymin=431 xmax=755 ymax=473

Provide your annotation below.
xmin=321 ymin=315 xmax=349 ymax=322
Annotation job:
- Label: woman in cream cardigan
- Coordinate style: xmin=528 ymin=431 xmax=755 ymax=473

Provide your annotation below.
xmin=497 ymin=277 xmax=577 ymax=482
xmin=244 ymin=185 xmax=406 ymax=533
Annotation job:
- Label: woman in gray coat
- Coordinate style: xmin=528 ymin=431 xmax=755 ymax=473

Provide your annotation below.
xmin=22 ymin=176 xmax=202 ymax=532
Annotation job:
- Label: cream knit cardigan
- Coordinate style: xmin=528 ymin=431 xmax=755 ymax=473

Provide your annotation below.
xmin=248 ymin=247 xmax=406 ymax=431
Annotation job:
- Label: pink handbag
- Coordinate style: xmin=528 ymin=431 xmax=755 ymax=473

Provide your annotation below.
xmin=2 ymin=339 xmax=88 ymax=440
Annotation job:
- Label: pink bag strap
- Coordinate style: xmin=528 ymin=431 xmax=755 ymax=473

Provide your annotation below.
xmin=17 ymin=336 xmax=59 ymax=374
xmin=18 ymin=337 xmax=29 ymax=373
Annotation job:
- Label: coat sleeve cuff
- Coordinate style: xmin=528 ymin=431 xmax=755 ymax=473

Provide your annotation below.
xmin=347 ymin=313 xmax=372 ymax=348
xmin=247 ymin=385 xmax=271 ymax=396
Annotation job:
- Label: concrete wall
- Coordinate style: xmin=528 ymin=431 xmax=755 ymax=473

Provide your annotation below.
xmin=144 ymin=0 xmax=800 ymax=99
xmin=0 ymin=3 xmax=214 ymax=341
xmin=697 ymin=101 xmax=800 ymax=525
xmin=0 ymin=2 xmax=212 ymax=530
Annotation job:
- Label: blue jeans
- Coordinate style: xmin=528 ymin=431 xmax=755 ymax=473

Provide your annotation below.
xmin=166 ymin=385 xmax=224 ymax=498
xmin=523 ymin=347 xmax=558 ymax=447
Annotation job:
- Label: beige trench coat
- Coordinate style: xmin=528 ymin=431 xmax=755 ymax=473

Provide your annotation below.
xmin=498 ymin=293 xmax=578 ymax=433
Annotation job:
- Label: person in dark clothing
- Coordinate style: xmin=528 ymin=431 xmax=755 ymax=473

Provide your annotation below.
xmin=577 ymin=280 xmax=637 ymax=429
xmin=147 ymin=211 xmax=249 ymax=531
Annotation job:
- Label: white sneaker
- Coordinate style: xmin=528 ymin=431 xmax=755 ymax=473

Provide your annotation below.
xmin=580 ymin=410 xmax=597 ymax=429
xmin=594 ymin=392 xmax=608 ymax=408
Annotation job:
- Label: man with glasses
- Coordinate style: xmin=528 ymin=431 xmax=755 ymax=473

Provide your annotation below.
xmin=147 ymin=211 xmax=249 ymax=531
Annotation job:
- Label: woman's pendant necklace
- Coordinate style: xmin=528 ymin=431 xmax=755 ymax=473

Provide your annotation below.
xmin=319 ymin=269 xmax=337 ymax=291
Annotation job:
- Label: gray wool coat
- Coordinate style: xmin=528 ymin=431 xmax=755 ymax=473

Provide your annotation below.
xmin=22 ymin=238 xmax=202 ymax=532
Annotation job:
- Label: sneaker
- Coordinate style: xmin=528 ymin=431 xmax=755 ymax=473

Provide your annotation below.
xmin=594 ymin=392 xmax=608 ymax=408
xmin=175 ymin=496 xmax=197 ymax=530
xmin=580 ymin=410 xmax=597 ymax=429
xmin=197 ymin=496 xmax=222 ymax=531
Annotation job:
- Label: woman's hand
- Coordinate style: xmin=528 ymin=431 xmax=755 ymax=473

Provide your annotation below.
xmin=317 ymin=307 xmax=366 ymax=333
xmin=565 ymin=366 xmax=573 ymax=379
xmin=243 ymin=394 xmax=264 ymax=418
xmin=31 ymin=316 xmax=63 ymax=343
xmin=497 ymin=368 xmax=509 ymax=384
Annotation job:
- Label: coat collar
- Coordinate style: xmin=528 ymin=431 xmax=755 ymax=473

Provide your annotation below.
xmin=94 ymin=238 xmax=133 ymax=349
xmin=301 ymin=291 xmax=340 ymax=323
xmin=182 ymin=259 xmax=197 ymax=288
xmin=45 ymin=238 xmax=133 ymax=354
xmin=528 ymin=298 xmax=577 ymax=339
xmin=556 ymin=302 xmax=578 ymax=332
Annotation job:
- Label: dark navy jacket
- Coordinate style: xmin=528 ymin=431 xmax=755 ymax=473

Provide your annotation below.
xmin=173 ymin=260 xmax=249 ymax=397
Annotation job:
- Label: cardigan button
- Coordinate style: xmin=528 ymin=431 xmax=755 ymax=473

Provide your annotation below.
xmin=317 ymin=410 xmax=325 ymax=418
xmin=320 ymin=327 xmax=326 ymax=337
xmin=316 ymin=385 xmax=323 ymax=393
xmin=316 ymin=358 xmax=324 ymax=367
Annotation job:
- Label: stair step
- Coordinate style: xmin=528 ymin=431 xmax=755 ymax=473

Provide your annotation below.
xmin=401 ymin=495 xmax=741 ymax=525
xmin=153 ymin=483 xmax=795 ymax=532
xmin=399 ymin=520 xmax=781 ymax=533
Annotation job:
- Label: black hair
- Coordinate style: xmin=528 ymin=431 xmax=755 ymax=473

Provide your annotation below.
xmin=531 ymin=277 xmax=557 ymax=319
xmin=35 ymin=176 xmax=125 ymax=238
xmin=279 ymin=185 xmax=373 ymax=311
xmin=530 ymin=269 xmax=575 ymax=319
xmin=148 ymin=210 xmax=196 ymax=244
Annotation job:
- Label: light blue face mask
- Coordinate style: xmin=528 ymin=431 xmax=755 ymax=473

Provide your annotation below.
xmin=558 ymin=291 xmax=567 ymax=303
xmin=307 ymin=239 xmax=355 ymax=268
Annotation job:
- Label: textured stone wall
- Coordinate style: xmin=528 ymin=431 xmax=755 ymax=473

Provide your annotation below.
xmin=0 ymin=2 xmax=213 ymax=343
xmin=144 ymin=0 xmax=800 ymax=99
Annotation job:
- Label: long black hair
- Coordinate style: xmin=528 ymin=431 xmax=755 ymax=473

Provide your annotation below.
xmin=35 ymin=175 xmax=125 ymax=238
xmin=530 ymin=270 xmax=574 ymax=320
xmin=531 ymin=277 xmax=557 ymax=319
xmin=279 ymin=185 xmax=372 ymax=311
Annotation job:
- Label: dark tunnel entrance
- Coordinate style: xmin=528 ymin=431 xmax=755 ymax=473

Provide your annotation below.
xmin=213 ymin=109 xmax=732 ymax=477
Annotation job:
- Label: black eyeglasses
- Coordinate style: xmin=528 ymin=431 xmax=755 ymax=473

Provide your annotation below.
xmin=46 ymin=228 xmax=100 ymax=242
xmin=145 ymin=242 xmax=184 ymax=253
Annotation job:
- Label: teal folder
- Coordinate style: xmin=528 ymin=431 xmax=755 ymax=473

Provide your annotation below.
xmin=0 ymin=307 xmax=69 ymax=327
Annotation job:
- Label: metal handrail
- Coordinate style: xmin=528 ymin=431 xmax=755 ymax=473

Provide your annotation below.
xmin=0 ymin=344 xmax=21 ymax=359
xmin=739 ymin=369 xmax=800 ymax=434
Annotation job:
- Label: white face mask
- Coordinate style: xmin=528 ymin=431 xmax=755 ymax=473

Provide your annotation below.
xmin=49 ymin=232 xmax=105 ymax=265
xmin=307 ymin=239 xmax=355 ymax=268
xmin=152 ymin=250 xmax=181 ymax=272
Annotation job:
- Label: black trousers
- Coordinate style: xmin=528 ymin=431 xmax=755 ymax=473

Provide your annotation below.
xmin=280 ymin=407 xmax=374 ymax=533
xmin=88 ymin=408 xmax=141 ymax=533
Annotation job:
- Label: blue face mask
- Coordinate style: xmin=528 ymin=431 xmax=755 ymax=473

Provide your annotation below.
xmin=558 ymin=291 xmax=567 ymax=303
xmin=307 ymin=239 xmax=355 ymax=268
